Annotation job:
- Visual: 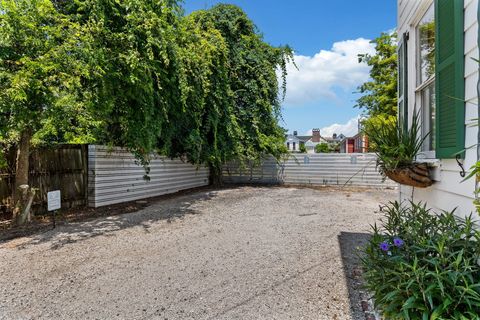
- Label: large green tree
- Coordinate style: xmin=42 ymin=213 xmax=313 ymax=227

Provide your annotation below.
xmin=356 ymin=32 xmax=398 ymax=131
xmin=0 ymin=0 xmax=98 ymax=224
xmin=0 ymin=0 xmax=293 ymax=224
xmin=195 ymin=4 xmax=292 ymax=183
xmin=157 ymin=9 xmax=239 ymax=184
xmin=83 ymin=2 xmax=291 ymax=185
xmin=54 ymin=0 xmax=183 ymax=163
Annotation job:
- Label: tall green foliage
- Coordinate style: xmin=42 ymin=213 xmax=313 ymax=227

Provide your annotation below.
xmin=78 ymin=0 xmax=182 ymax=162
xmin=158 ymin=4 xmax=293 ymax=183
xmin=363 ymin=202 xmax=480 ymax=319
xmin=157 ymin=9 xmax=238 ymax=180
xmin=84 ymin=2 xmax=291 ymax=182
xmin=357 ymin=32 xmax=398 ymax=131
xmin=0 ymin=0 xmax=100 ymax=223
xmin=0 ymin=0 xmax=292 ymax=221
xmin=208 ymin=5 xmax=291 ymax=162
xmin=0 ymin=0 xmax=98 ymax=147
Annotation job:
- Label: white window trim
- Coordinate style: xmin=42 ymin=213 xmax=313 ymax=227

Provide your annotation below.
xmin=409 ymin=0 xmax=434 ymax=28
xmin=413 ymin=2 xmax=437 ymax=160
xmin=414 ymin=74 xmax=435 ymax=93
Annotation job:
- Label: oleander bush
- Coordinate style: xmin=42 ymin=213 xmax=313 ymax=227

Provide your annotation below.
xmin=362 ymin=201 xmax=480 ymax=319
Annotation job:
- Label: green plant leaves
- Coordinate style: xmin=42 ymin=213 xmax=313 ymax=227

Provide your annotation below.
xmin=362 ymin=201 xmax=480 ymax=319
xmin=365 ymin=112 xmax=429 ymax=175
xmin=0 ymin=0 xmax=293 ymax=180
xmin=356 ymin=32 xmax=398 ymax=124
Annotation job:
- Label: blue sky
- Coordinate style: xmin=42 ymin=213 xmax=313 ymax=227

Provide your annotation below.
xmin=184 ymin=1 xmax=397 ymax=137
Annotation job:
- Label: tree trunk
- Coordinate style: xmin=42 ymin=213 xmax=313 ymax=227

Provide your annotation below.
xmin=209 ymin=164 xmax=223 ymax=187
xmin=12 ymin=128 xmax=32 ymax=225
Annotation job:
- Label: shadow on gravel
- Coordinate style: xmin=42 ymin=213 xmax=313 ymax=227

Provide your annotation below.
xmin=205 ymin=262 xmax=323 ymax=320
xmin=9 ymin=190 xmax=218 ymax=251
xmin=338 ymin=231 xmax=371 ymax=320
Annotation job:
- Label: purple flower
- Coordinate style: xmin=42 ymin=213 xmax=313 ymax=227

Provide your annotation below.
xmin=379 ymin=242 xmax=390 ymax=252
xmin=393 ymin=238 xmax=404 ymax=248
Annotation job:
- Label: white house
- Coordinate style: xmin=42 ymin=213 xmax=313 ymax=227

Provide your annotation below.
xmin=285 ymin=131 xmax=310 ymax=152
xmin=397 ymin=0 xmax=479 ymax=217
xmin=285 ymin=129 xmax=328 ymax=153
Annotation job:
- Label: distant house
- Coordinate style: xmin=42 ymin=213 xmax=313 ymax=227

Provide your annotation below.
xmin=285 ymin=131 xmax=311 ymax=152
xmin=354 ymin=133 xmax=369 ymax=153
xmin=285 ymin=128 xmax=345 ymax=153
xmin=323 ymin=133 xmax=345 ymax=144
xmin=322 ymin=133 xmax=344 ymax=153
xmin=340 ymin=133 xmax=369 ymax=153
xmin=340 ymin=138 xmax=355 ymax=153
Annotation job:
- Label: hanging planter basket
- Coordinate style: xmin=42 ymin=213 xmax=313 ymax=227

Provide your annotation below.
xmin=384 ymin=163 xmax=433 ymax=188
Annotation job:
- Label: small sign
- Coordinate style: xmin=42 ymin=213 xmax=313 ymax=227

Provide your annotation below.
xmin=47 ymin=190 xmax=61 ymax=211
xmin=304 ymin=156 xmax=310 ymax=164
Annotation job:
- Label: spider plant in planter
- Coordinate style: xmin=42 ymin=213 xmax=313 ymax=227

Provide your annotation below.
xmin=365 ymin=113 xmax=433 ymax=188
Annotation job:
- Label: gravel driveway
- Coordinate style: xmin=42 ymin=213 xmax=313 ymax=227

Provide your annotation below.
xmin=0 ymin=186 xmax=395 ymax=320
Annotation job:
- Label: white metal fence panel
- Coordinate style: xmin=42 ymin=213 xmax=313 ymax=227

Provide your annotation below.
xmin=223 ymin=153 xmax=396 ymax=188
xmin=88 ymin=145 xmax=209 ymax=207
xmin=281 ymin=153 xmax=393 ymax=187
xmin=222 ymin=157 xmax=280 ymax=184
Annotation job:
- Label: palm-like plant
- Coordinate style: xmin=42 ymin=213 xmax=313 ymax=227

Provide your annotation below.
xmin=365 ymin=113 xmax=431 ymax=187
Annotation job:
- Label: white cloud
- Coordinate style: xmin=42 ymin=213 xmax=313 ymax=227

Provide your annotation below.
xmin=282 ymin=38 xmax=375 ymax=106
xmin=309 ymin=117 xmax=360 ymax=137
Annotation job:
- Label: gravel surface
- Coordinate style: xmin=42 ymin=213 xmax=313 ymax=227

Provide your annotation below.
xmin=0 ymin=186 xmax=396 ymax=320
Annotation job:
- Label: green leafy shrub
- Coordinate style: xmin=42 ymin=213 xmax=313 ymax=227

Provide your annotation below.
xmin=299 ymin=143 xmax=307 ymax=153
xmin=315 ymin=143 xmax=330 ymax=153
xmin=362 ymin=201 xmax=480 ymax=319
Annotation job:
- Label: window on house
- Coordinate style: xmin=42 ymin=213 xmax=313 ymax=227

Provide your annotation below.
xmin=416 ymin=4 xmax=435 ymax=153
xmin=421 ymin=82 xmax=435 ymax=151
xmin=287 ymin=142 xmax=290 ymax=150
xmin=293 ymin=142 xmax=296 ymax=151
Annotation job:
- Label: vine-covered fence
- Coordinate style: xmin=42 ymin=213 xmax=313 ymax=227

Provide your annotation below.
xmin=223 ymin=153 xmax=395 ymax=188
xmin=1 ymin=147 xmax=395 ymax=216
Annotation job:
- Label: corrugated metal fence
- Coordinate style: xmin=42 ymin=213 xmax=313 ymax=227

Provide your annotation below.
xmin=88 ymin=145 xmax=209 ymax=207
xmin=223 ymin=157 xmax=280 ymax=184
xmin=223 ymin=153 xmax=396 ymax=188
xmin=1 ymin=147 xmax=393 ymax=214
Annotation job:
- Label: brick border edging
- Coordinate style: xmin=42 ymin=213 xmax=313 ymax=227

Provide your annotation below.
xmin=352 ymin=266 xmax=382 ymax=320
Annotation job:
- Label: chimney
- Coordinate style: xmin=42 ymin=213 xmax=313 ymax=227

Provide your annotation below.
xmin=312 ymin=128 xmax=320 ymax=142
xmin=293 ymin=131 xmax=298 ymax=136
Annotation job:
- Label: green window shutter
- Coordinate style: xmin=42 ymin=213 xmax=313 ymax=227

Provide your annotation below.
xmin=435 ymin=0 xmax=465 ymax=159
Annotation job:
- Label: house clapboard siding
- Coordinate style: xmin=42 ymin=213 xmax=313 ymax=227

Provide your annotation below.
xmin=398 ymin=0 xmax=479 ymax=216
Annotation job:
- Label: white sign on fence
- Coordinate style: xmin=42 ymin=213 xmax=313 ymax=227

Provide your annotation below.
xmin=47 ymin=190 xmax=61 ymax=211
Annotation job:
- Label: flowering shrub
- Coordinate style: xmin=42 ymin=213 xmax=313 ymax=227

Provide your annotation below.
xmin=362 ymin=201 xmax=480 ymax=319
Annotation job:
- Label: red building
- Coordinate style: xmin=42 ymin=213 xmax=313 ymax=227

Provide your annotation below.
xmin=353 ymin=133 xmax=369 ymax=153
xmin=340 ymin=133 xmax=369 ymax=153
xmin=340 ymin=138 xmax=355 ymax=153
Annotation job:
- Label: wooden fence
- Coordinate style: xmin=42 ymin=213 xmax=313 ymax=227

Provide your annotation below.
xmin=1 ymin=147 xmax=396 ymax=216
xmin=0 ymin=145 xmax=88 ymax=215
